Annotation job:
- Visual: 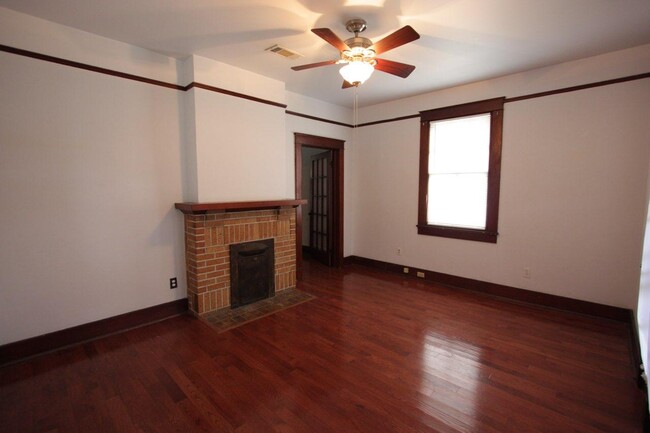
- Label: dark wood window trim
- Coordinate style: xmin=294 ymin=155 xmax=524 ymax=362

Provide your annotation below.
xmin=417 ymin=97 xmax=504 ymax=243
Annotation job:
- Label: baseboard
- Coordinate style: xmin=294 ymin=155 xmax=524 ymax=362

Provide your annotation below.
xmin=0 ymin=298 xmax=188 ymax=366
xmin=344 ymin=255 xmax=630 ymax=322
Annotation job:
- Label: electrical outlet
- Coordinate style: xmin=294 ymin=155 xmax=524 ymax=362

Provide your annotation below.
xmin=170 ymin=277 xmax=178 ymax=289
xmin=403 ymin=267 xmax=409 ymax=274
xmin=523 ymin=268 xmax=531 ymax=279
xmin=396 ymin=248 xmax=402 ymax=256
xmin=417 ymin=271 xmax=425 ymax=278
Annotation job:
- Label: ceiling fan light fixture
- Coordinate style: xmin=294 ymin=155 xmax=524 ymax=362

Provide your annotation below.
xmin=292 ymin=19 xmax=419 ymax=88
xmin=339 ymin=61 xmax=374 ymax=86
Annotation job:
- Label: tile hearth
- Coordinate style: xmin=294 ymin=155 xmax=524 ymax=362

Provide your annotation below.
xmin=200 ymin=287 xmax=314 ymax=333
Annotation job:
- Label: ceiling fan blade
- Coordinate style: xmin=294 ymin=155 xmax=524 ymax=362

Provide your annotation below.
xmin=291 ymin=60 xmax=338 ymax=71
xmin=312 ymin=28 xmax=350 ymax=52
xmin=375 ymin=58 xmax=416 ymax=78
xmin=371 ymin=25 xmax=420 ymax=55
xmin=342 ymin=80 xmax=355 ymax=89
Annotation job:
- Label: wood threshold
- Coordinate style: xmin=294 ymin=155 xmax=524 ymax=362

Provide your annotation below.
xmin=0 ymin=299 xmax=188 ymax=366
xmin=174 ymin=199 xmax=307 ymax=214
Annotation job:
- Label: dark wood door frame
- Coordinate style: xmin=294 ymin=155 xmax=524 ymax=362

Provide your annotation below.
xmin=294 ymin=133 xmax=345 ymax=276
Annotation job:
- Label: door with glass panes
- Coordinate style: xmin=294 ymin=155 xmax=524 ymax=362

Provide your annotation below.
xmin=309 ymin=151 xmax=333 ymax=266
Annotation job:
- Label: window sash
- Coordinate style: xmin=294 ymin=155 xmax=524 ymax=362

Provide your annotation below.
xmin=427 ymin=173 xmax=488 ymax=229
xmin=428 ymin=114 xmax=491 ymax=174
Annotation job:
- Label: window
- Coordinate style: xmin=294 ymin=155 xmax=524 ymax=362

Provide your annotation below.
xmin=417 ymin=98 xmax=504 ymax=243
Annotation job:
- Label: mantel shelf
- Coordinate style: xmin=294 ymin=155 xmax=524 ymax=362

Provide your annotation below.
xmin=174 ymin=199 xmax=307 ymax=214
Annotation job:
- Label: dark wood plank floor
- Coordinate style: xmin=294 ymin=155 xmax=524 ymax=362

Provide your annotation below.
xmin=0 ymin=259 xmax=645 ymax=432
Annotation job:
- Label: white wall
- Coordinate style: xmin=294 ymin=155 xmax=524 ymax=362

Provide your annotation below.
xmin=193 ymin=89 xmax=289 ymax=202
xmin=2 ymin=4 xmax=649 ymax=347
xmin=352 ymin=45 xmax=650 ymax=309
xmin=0 ymin=51 xmax=187 ymax=344
xmin=0 ymin=8 xmax=306 ymax=345
xmin=0 ymin=7 xmax=179 ymax=83
xmin=181 ymin=55 xmax=291 ymax=202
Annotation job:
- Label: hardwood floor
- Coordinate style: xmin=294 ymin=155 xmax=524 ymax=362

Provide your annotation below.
xmin=0 ymin=259 xmax=645 ymax=432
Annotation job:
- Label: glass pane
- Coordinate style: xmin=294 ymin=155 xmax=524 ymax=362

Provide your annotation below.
xmin=429 ymin=114 xmax=490 ymax=174
xmin=427 ymin=173 xmax=487 ymax=229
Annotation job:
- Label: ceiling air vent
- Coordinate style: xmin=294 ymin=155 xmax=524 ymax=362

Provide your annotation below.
xmin=265 ymin=44 xmax=303 ymax=60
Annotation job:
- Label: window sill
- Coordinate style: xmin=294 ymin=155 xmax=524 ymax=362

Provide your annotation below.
xmin=417 ymin=224 xmax=498 ymax=243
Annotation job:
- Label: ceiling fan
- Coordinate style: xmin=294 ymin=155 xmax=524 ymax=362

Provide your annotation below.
xmin=292 ymin=19 xmax=420 ymax=88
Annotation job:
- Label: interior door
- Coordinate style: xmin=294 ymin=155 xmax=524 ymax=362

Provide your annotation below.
xmin=309 ymin=151 xmax=333 ymax=266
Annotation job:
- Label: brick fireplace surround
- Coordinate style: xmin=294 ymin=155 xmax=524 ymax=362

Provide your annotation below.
xmin=175 ymin=200 xmax=306 ymax=315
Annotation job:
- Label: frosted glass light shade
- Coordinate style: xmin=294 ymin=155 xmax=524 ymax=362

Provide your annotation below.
xmin=339 ymin=61 xmax=374 ymax=85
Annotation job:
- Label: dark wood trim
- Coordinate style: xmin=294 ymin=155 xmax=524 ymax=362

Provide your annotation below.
xmin=420 ymin=97 xmax=505 ymax=121
xmin=345 ymin=255 xmax=631 ymax=322
xmin=294 ymin=133 xmax=345 ymax=275
xmin=357 ymin=72 xmax=650 ymax=128
xmin=417 ymin=98 xmax=504 ymax=243
xmin=286 ymin=110 xmax=353 ymax=128
xmin=486 ymin=108 xmax=503 ymax=234
xmin=417 ymin=118 xmax=430 ymax=230
xmin=174 ymin=199 xmax=306 ymax=214
xmin=356 ymin=114 xmax=420 ymax=128
xmin=294 ymin=133 xmax=346 ymax=150
xmin=0 ymin=44 xmax=287 ymax=109
xmin=504 ymin=72 xmax=650 ymax=103
xmin=294 ymin=142 xmax=304 ymax=279
xmin=5 ymin=43 xmax=647 ymax=128
xmin=0 ymin=43 xmax=184 ymax=90
xmin=0 ymin=299 xmax=188 ymax=366
xmin=416 ymin=225 xmax=498 ymax=243
xmin=185 ymin=82 xmax=287 ymax=108
xmin=3 ymin=43 xmax=648 ymax=125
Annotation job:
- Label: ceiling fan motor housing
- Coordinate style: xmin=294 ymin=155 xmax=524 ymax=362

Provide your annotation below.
xmin=341 ymin=36 xmax=376 ymax=64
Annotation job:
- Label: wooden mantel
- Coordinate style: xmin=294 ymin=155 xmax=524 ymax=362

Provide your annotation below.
xmin=174 ymin=199 xmax=307 ymax=214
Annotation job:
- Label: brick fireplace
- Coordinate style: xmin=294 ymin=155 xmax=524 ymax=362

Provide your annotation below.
xmin=175 ymin=200 xmax=305 ymax=315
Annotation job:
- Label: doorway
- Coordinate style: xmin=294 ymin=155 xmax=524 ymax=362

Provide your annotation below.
xmin=294 ymin=133 xmax=344 ymax=275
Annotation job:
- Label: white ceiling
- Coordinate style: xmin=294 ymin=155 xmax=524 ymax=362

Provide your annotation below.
xmin=2 ymin=0 xmax=650 ymax=107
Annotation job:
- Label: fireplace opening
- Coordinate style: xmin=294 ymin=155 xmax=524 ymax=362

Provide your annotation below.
xmin=229 ymin=238 xmax=275 ymax=308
